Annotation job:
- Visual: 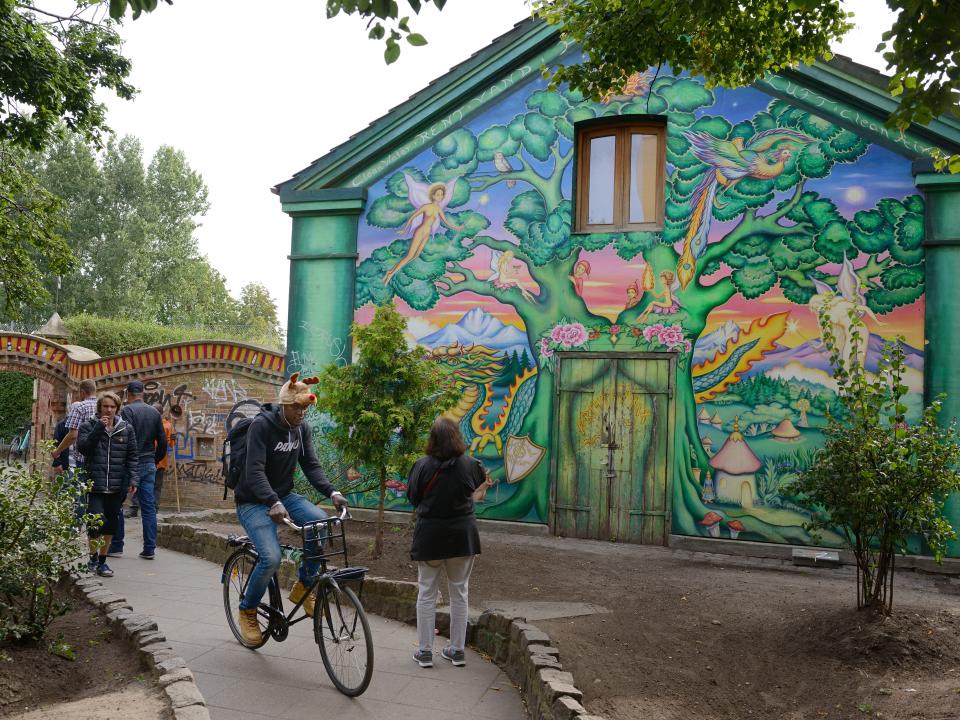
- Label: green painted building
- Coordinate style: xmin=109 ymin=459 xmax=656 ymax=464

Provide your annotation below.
xmin=275 ymin=19 xmax=960 ymax=555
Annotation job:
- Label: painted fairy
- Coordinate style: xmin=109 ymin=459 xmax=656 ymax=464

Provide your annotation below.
xmin=383 ymin=173 xmax=464 ymax=285
xmin=489 ymin=249 xmax=535 ymax=302
xmin=809 ymin=256 xmax=883 ymax=370
xmin=624 ymin=279 xmax=641 ymax=310
xmin=569 ymin=259 xmax=591 ymax=297
xmin=637 ymin=270 xmax=680 ymax=321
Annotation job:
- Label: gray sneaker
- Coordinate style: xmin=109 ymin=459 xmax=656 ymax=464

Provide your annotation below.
xmin=96 ymin=562 xmax=114 ymax=578
xmin=413 ymin=649 xmax=433 ymax=668
xmin=441 ymin=646 xmax=466 ymax=666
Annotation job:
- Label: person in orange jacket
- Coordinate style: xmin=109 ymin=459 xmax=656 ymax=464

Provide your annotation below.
xmin=124 ymin=404 xmax=178 ymax=518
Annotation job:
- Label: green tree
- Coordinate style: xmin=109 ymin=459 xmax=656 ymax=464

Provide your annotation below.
xmin=792 ymin=316 xmax=960 ymax=615
xmin=315 ymin=304 xmax=457 ymax=557
xmin=0 ymin=372 xmax=33 ymax=439
xmin=356 ymin=79 xmax=925 ymax=533
xmin=237 ymin=282 xmax=284 ymax=346
xmin=0 ymin=143 xmax=73 ymax=318
xmin=24 ymin=133 xmax=261 ymax=330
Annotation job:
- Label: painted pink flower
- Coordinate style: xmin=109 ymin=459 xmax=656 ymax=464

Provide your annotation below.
xmin=659 ymin=325 xmax=684 ymax=348
xmin=608 ymin=324 xmax=621 ymax=335
xmin=642 ymin=323 xmax=664 ymax=342
xmin=550 ymin=326 xmax=566 ymax=344
xmin=683 ymin=339 xmax=693 ymax=353
xmin=539 ymin=337 xmax=554 ymax=358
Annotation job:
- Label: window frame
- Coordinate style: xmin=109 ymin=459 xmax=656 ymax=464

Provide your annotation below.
xmin=573 ymin=116 xmax=667 ymax=234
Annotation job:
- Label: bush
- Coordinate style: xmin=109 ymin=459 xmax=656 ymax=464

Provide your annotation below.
xmin=0 ymin=372 xmax=33 ymax=439
xmin=62 ymin=313 xmax=284 ymax=356
xmin=0 ymin=454 xmax=90 ymax=645
xmin=792 ymin=314 xmax=960 ymax=615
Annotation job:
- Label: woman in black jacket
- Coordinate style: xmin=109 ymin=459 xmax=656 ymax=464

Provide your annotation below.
xmin=77 ymin=391 xmax=138 ymax=577
xmin=406 ymin=417 xmax=484 ymax=668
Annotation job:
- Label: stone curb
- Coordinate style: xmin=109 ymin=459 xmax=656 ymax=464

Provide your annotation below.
xmin=157 ymin=521 xmax=601 ymax=720
xmin=69 ymin=573 xmax=210 ymax=720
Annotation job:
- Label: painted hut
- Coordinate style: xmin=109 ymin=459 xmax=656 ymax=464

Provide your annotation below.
xmin=772 ymin=418 xmax=801 ymax=442
xmin=710 ymin=412 xmax=723 ymax=428
xmin=708 ymin=418 xmax=761 ymax=508
xmin=698 ymin=408 xmax=711 ymax=424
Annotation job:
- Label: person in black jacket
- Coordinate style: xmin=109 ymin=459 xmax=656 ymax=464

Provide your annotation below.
xmin=233 ymin=373 xmax=348 ymax=646
xmin=406 ymin=417 xmax=484 ymax=668
xmin=76 ymin=391 xmax=138 ymax=577
xmin=108 ymin=380 xmax=167 ymax=559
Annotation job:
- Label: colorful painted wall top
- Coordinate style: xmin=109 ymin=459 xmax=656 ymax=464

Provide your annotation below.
xmin=278 ymin=25 xmax=960 ymax=555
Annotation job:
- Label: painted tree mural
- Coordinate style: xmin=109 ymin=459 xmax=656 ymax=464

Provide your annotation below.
xmin=354 ymin=74 xmax=925 ymax=540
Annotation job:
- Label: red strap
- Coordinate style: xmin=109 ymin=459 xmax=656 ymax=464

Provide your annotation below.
xmin=422 ymin=468 xmax=442 ymax=497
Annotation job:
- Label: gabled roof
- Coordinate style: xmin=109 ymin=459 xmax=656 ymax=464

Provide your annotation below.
xmin=275 ymin=17 xmax=960 ymax=205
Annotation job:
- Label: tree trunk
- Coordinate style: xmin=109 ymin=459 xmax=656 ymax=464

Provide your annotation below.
xmin=374 ymin=465 xmax=387 ymax=558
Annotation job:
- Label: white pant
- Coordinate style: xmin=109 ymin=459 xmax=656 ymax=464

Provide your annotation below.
xmin=416 ymin=555 xmax=475 ymax=652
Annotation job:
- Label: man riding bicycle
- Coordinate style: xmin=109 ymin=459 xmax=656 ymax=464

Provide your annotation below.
xmin=234 ymin=373 xmax=348 ymax=644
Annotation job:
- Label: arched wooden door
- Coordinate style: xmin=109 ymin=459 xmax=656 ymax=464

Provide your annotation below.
xmin=551 ymin=353 xmax=675 ymax=545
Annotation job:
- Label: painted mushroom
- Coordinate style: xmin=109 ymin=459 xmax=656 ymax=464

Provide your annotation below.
xmin=385 ymin=479 xmax=408 ymax=498
xmin=699 ymin=511 xmax=723 ymax=538
xmin=727 ymin=519 xmax=745 ymax=540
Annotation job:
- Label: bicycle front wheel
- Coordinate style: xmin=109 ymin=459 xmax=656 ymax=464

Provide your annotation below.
xmin=223 ymin=548 xmax=274 ymax=650
xmin=315 ymin=583 xmax=373 ymax=696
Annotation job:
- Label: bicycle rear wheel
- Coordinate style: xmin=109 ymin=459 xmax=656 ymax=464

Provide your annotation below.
xmin=222 ymin=547 xmax=277 ymax=649
xmin=315 ymin=583 xmax=373 ymax=696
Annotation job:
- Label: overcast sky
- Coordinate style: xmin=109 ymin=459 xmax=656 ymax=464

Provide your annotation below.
xmin=100 ymin=0 xmax=896 ymax=331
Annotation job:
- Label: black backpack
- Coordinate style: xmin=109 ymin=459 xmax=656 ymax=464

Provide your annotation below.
xmin=222 ymin=417 xmax=254 ymax=500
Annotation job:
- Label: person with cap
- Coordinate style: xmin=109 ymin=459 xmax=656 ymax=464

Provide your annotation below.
xmin=125 ymin=403 xmax=179 ymax=518
xmin=107 ymin=380 xmax=167 ymax=559
xmin=232 ymin=372 xmax=349 ymax=645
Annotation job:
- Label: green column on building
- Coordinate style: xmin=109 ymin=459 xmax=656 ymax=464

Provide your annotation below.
xmin=915 ymin=166 xmax=960 ymax=553
xmin=281 ymin=188 xmax=367 ymax=376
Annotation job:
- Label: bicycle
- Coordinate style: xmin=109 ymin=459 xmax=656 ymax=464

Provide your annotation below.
xmin=221 ymin=507 xmax=374 ymax=696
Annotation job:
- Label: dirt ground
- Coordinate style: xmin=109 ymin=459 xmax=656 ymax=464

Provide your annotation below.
xmin=0 ymin=594 xmax=165 ymax=719
xmin=199 ymin=516 xmax=960 ymax=720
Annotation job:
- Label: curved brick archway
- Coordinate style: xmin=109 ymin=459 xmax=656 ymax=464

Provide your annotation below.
xmin=1 ymin=334 xmax=286 ymax=509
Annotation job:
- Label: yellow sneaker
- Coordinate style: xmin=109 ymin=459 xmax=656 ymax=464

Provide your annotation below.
xmin=289 ymin=581 xmax=316 ymax=617
xmin=238 ymin=608 xmax=262 ymax=645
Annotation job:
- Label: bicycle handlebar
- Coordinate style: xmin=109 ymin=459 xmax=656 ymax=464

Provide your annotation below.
xmin=283 ymin=505 xmax=349 ymax=531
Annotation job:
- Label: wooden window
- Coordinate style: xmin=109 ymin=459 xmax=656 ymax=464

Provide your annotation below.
xmin=575 ymin=122 xmax=665 ymax=233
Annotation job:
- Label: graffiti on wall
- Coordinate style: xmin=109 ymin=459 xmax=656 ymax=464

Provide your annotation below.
xmin=339 ymin=61 xmax=931 ymax=550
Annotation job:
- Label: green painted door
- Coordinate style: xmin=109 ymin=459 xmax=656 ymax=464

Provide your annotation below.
xmin=552 ymin=354 xmax=675 ymax=545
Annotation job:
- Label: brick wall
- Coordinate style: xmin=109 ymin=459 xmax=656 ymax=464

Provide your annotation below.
xmin=31 ymin=378 xmax=67 ymax=466
xmin=99 ymin=371 xmax=280 ymax=511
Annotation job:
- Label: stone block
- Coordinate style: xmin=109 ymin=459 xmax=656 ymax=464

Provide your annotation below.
xmin=553 ymin=696 xmax=587 ymax=720
xmin=145 ymin=648 xmax=181 ymax=669
xmin=165 ymin=680 xmax=205 ymax=709
xmin=158 ymin=668 xmax=195 ymax=687
xmin=121 ymin=614 xmax=158 ymax=637
xmin=519 ymin=627 xmax=553 ymax=651
xmin=539 ymin=668 xmax=576 ymax=686
xmin=528 ymin=644 xmax=560 ymax=657
xmin=137 ymin=631 xmax=167 ymax=647
xmin=157 ymin=656 xmax=188 ymax=674
xmin=543 ymin=679 xmax=582 ymax=704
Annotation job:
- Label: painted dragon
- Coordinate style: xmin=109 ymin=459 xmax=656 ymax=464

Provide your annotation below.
xmin=425 ymin=343 xmax=537 ymax=454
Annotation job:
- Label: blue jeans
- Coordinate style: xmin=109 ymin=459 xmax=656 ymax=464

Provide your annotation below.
xmin=109 ymin=462 xmax=157 ymax=554
xmin=236 ymin=493 xmax=328 ymax=610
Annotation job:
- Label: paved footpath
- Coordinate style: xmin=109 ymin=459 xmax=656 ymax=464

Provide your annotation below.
xmin=106 ymin=526 xmax=525 ymax=720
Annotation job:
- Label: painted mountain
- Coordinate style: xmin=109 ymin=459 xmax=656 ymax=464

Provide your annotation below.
xmin=693 ymin=321 xmax=742 ymax=366
xmin=418 ymin=308 xmax=531 ymax=357
xmin=745 ymin=334 xmax=923 ymax=378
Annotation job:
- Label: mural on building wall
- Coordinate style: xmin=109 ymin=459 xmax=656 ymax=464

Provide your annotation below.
xmin=336 ymin=64 xmax=929 ymax=547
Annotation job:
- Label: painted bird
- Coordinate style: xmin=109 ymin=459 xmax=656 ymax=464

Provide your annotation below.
xmin=494 ymin=151 xmax=516 ymax=188
xmin=676 ymin=128 xmax=814 ymax=289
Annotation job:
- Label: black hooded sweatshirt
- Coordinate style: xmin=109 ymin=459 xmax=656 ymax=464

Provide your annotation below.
xmin=234 ymin=403 xmax=335 ymax=506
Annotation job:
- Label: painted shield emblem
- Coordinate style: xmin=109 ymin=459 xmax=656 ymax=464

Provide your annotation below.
xmin=504 ymin=434 xmax=546 ymax=484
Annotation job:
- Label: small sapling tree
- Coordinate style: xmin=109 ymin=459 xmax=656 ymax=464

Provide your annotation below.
xmin=315 ymin=304 xmax=457 ymax=557
xmin=792 ymin=313 xmax=960 ymax=615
